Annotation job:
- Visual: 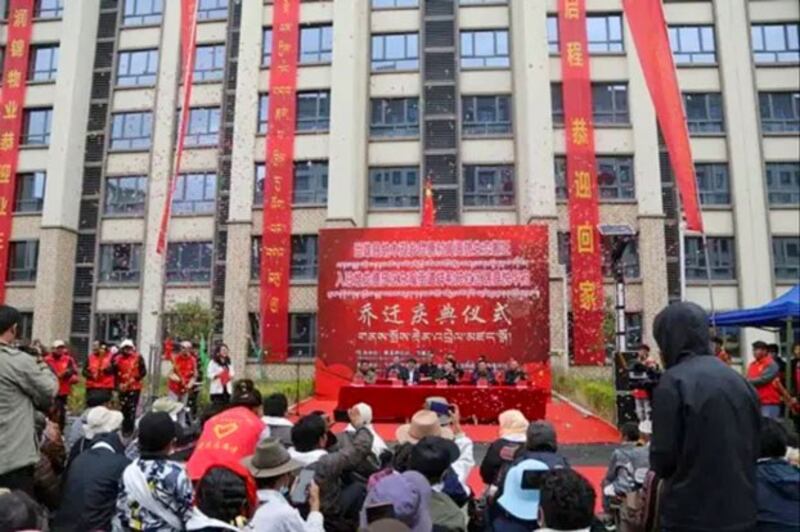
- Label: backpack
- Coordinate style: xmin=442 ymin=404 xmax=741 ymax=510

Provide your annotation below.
xmin=619 ymin=470 xmax=661 ymax=532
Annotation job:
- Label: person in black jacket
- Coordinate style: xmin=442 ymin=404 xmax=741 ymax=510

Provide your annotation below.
xmin=651 ymin=302 xmax=760 ymax=532
xmin=52 ymin=430 xmax=130 ymax=532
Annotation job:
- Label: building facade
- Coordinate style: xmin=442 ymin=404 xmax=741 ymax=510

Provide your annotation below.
xmin=2 ymin=0 xmax=798 ymax=373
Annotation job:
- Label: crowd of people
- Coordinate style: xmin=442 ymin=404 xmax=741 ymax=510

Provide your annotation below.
xmin=1 ymin=300 xmax=799 ymax=532
xmin=355 ymin=355 xmax=529 ymax=386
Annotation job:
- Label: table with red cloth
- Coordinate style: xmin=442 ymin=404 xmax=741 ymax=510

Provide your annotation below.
xmin=334 ymin=384 xmax=549 ymax=423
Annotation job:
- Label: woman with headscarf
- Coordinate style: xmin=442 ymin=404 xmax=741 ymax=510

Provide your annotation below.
xmin=479 ymin=409 xmax=529 ymax=490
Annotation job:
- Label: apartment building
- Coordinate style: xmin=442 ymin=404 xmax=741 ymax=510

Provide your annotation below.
xmin=2 ymin=0 xmax=798 ymax=372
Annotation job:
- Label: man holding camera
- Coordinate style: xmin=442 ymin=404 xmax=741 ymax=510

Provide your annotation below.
xmin=0 ymin=305 xmax=58 ymax=495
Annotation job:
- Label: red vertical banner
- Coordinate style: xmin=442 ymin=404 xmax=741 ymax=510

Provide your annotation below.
xmin=0 ymin=0 xmax=35 ymax=302
xmin=260 ymin=0 xmax=301 ymax=361
xmin=156 ymin=0 xmax=199 ymax=254
xmin=559 ymin=0 xmax=605 ymax=365
xmin=623 ymin=0 xmax=703 ymax=232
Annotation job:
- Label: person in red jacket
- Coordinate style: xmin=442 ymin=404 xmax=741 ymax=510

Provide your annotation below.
xmin=113 ymin=339 xmax=147 ymax=434
xmin=83 ymin=341 xmax=116 ymax=407
xmin=43 ymin=340 xmax=79 ymax=429
xmin=747 ymin=340 xmax=782 ymax=418
xmin=168 ymin=341 xmax=198 ymax=423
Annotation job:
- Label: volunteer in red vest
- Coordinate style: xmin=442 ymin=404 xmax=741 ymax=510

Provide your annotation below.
xmin=207 ymin=343 xmax=235 ymax=404
xmin=747 ymin=340 xmax=782 ymax=418
xmin=113 ymin=339 xmax=147 ymax=434
xmin=83 ymin=341 xmax=116 ymax=407
xmin=43 ymin=340 xmax=79 ymax=429
xmin=168 ymin=341 xmax=198 ymax=421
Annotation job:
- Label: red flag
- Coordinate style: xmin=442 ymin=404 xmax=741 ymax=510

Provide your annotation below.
xmin=623 ymin=0 xmax=704 ymax=232
xmin=421 ymin=179 xmax=435 ymax=227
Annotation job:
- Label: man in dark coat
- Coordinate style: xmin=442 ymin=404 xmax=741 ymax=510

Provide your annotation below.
xmin=651 ymin=302 xmax=760 ymax=532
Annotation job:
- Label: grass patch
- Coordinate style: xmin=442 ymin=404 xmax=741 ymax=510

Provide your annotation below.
xmin=552 ymin=369 xmax=616 ymax=424
xmin=66 ymin=379 xmax=314 ymax=415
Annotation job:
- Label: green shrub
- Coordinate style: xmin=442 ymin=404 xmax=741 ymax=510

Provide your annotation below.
xmin=552 ymin=369 xmax=616 ymax=424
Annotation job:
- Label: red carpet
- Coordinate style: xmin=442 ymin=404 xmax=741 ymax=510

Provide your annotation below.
xmin=293 ymin=396 xmax=619 ymax=444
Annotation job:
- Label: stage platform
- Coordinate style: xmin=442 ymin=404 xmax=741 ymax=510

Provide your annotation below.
xmin=291 ymin=395 xmax=620 ymax=512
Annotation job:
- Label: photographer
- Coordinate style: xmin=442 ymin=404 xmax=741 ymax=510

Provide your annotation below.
xmin=0 ymin=305 xmax=58 ymax=495
xmin=628 ymin=345 xmax=660 ymax=422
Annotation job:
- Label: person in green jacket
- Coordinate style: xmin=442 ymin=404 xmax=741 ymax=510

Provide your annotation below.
xmin=408 ymin=435 xmax=467 ymax=532
xmin=0 ymin=305 xmax=58 ymax=496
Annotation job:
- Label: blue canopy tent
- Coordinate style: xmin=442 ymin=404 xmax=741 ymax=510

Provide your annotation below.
xmin=709 ymin=284 xmax=800 ymax=328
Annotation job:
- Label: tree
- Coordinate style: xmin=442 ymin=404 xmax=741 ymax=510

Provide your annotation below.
xmin=166 ymin=299 xmax=216 ymax=343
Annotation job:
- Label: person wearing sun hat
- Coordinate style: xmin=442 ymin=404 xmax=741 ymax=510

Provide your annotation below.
xmin=489 ymin=458 xmax=550 ymax=530
xmin=243 ymin=438 xmax=324 ymax=532
xmin=480 ymin=409 xmax=529 ymax=489
xmin=407 ymin=436 xmax=466 ymax=531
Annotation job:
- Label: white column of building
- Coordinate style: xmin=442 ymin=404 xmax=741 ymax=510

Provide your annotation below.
xmin=509 ymin=0 xmax=565 ymax=363
xmin=713 ymin=0 xmax=774 ymax=349
xmin=223 ymin=0 xmax=263 ymax=373
xmin=138 ymin=1 xmax=181 ymax=355
xmin=626 ymin=24 xmax=668 ymax=347
xmin=33 ymin=0 xmax=100 ymax=344
xmin=326 ymin=0 xmax=370 ymax=228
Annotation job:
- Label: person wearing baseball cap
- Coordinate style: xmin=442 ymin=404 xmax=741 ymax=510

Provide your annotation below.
xmin=243 ymin=438 xmax=324 ymax=531
xmin=116 ymin=412 xmax=193 ymax=531
xmin=407 ymin=436 xmax=465 ymax=531
xmin=112 ymin=339 xmax=147 ymax=435
xmin=42 ymin=340 xmax=79 ymax=430
xmin=747 ymin=340 xmax=782 ymax=418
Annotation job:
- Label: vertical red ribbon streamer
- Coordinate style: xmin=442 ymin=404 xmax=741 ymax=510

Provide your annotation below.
xmin=260 ymin=0 xmax=301 ymax=361
xmin=156 ymin=0 xmax=199 ymax=254
xmin=0 ymin=0 xmax=35 ymax=302
xmin=559 ymin=0 xmax=605 ymax=365
xmin=622 ymin=0 xmax=703 ymax=232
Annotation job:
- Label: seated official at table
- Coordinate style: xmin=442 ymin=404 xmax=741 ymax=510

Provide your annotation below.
xmin=438 ymin=359 xmax=461 ymax=385
xmin=403 ymin=357 xmax=421 ymax=384
xmin=504 ymin=358 xmax=527 ymax=385
xmin=354 ymin=360 xmax=377 ymax=384
xmin=385 ymin=355 xmax=405 ymax=378
xmin=471 ymin=360 xmax=497 ymax=385
xmin=418 ymin=353 xmax=438 ymax=379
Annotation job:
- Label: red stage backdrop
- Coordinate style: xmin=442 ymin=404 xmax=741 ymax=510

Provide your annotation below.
xmin=559 ymin=0 xmax=605 ymax=365
xmin=315 ymin=226 xmax=550 ymax=398
xmin=0 ymin=0 xmax=34 ymax=302
xmin=259 ymin=0 xmax=301 ymax=361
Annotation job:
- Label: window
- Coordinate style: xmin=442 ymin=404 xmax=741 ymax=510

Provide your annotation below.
xmin=695 ymin=163 xmax=730 ymax=205
xmin=462 ymin=95 xmax=512 ymax=135
xmin=258 ymin=94 xmax=269 ymax=134
xmin=372 ymin=0 xmax=418 ymax=7
xmin=99 ymin=243 xmax=143 ymax=283
xmin=625 ymin=313 xmax=643 ymax=349
xmin=254 ymin=163 xmax=266 ymax=204
xmin=555 ymin=156 xmax=635 ymax=200
xmin=116 ymin=49 xmax=159 ymax=87
xmin=104 ymin=176 xmax=147 ymax=215
xmin=586 ymin=14 xmax=624 ymax=53
xmin=28 ymin=45 xmax=59 ymax=82
xmin=35 ymin=0 xmax=63 ymax=18
xmin=300 ymin=25 xmax=333 ymax=64
xmin=251 ymin=237 xmax=261 ymax=280
xmin=592 ymin=84 xmax=629 ymax=124
xmin=197 ymin=0 xmax=227 ymax=20
xmin=294 ymin=161 xmax=328 ymax=205
xmin=172 ymin=172 xmax=216 ymax=214
xmin=369 ymin=167 xmax=420 ymax=209
xmin=546 ymin=16 xmax=559 ymax=53
xmin=291 ymin=235 xmax=318 ymax=280
xmin=95 ymin=313 xmax=138 ymax=343
xmin=110 ymin=112 xmax=153 ymax=150
xmin=683 ymin=93 xmax=724 ymax=134
xmin=766 ymin=162 xmax=800 ymax=205
xmin=685 ymin=236 xmax=736 ymax=280
xmin=463 ymin=165 xmax=515 ymax=207
xmin=166 ymin=241 xmax=213 ymax=283
xmin=460 ymin=0 xmax=507 ymax=3
xmin=7 ymin=241 xmax=38 ymax=282
xmin=759 ymin=92 xmax=800 ymax=133
xmin=184 ymin=107 xmax=221 ymax=146
xmin=460 ymin=30 xmax=509 ymax=68
xmin=123 ymin=0 xmax=163 ymax=26
xmin=751 ymin=23 xmax=799 ymax=64
xmin=14 ymin=172 xmax=45 ymax=213
xmin=370 ymin=97 xmax=419 ymax=137
xmin=601 ymin=236 xmax=640 ymax=279
xmin=371 ymin=33 xmax=419 ymax=71
xmin=289 ymin=313 xmax=317 ymax=358
xmin=194 ymin=44 xmax=225 ymax=82
xmin=261 ymin=27 xmax=278 ymax=69
xmin=22 ymin=108 xmax=52 ymax=146
xmin=18 ymin=312 xmax=34 ymax=341
xmin=296 ymin=91 xmax=330 ymax=132
xmin=551 ymin=84 xmax=564 ymax=125
xmin=773 ymin=237 xmax=800 ymax=281
xmin=668 ymin=25 xmax=716 ymax=64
